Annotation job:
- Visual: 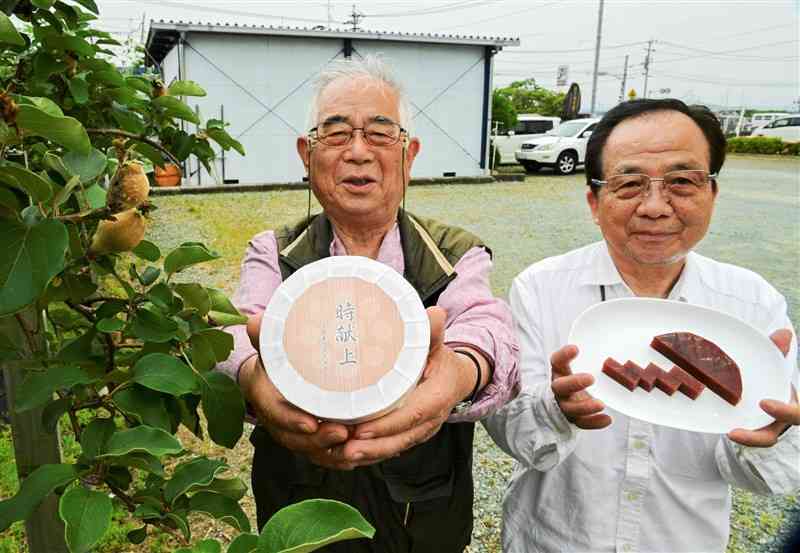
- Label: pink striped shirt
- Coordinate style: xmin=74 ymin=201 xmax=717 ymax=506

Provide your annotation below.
xmin=216 ymin=223 xmax=519 ymax=422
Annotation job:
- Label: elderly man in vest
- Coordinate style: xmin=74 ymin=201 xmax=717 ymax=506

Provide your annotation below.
xmin=215 ymin=56 xmax=518 ymax=552
xmin=485 ymin=99 xmax=799 ymax=552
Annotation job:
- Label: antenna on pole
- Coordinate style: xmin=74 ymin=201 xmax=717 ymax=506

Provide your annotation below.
xmin=589 ymin=0 xmax=605 ymax=115
xmin=643 ymin=39 xmax=654 ymax=99
xmin=344 ymin=4 xmax=364 ymax=31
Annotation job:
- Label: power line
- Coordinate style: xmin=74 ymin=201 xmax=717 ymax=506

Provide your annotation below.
xmin=507 ymin=40 xmax=648 ymax=55
xmin=652 ymin=72 xmax=798 ymax=88
xmin=657 ymin=40 xmax=799 ymax=62
xmin=364 ymin=0 xmax=494 ymax=18
xmin=431 ymin=1 xmax=560 ymax=32
xmin=632 ymin=39 xmax=799 ymax=67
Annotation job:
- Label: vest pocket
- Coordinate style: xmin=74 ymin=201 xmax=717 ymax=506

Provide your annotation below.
xmin=377 ymin=430 xmax=456 ymax=503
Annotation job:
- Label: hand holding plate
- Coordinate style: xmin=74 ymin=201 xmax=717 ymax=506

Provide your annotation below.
xmin=551 ymin=344 xmax=612 ymax=430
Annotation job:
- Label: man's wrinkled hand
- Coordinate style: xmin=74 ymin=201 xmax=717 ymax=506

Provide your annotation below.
xmin=241 ymin=312 xmax=354 ymax=470
xmin=327 ymin=306 xmax=472 ymax=468
xmin=551 ymin=344 xmax=612 ymax=430
xmin=728 ymin=329 xmax=798 ymax=447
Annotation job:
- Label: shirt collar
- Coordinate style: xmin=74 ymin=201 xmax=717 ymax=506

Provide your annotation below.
xmin=581 ymin=241 xmax=700 ymax=302
xmin=329 ymin=222 xmax=404 ymax=274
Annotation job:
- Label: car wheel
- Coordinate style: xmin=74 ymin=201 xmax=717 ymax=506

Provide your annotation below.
xmin=555 ymin=151 xmax=577 ymax=175
xmin=522 ymin=161 xmax=540 ymax=173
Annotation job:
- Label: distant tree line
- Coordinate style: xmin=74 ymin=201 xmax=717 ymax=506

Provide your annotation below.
xmin=492 ymin=78 xmax=566 ymax=133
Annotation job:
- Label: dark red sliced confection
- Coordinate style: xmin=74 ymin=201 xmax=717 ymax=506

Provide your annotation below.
xmin=651 ymin=332 xmax=742 ymax=405
xmin=602 ymin=357 xmax=640 ymax=391
xmin=668 ymin=365 xmax=706 ymax=400
xmin=653 ymin=365 xmax=680 ymax=396
xmin=638 ymin=362 xmax=661 ymax=392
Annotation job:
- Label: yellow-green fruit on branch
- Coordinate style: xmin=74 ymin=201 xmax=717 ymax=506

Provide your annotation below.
xmin=89 ymin=209 xmax=146 ymax=255
xmin=111 ymin=161 xmax=150 ymax=209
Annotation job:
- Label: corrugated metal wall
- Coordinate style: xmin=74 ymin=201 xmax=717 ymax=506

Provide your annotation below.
xmin=164 ymin=32 xmax=488 ymax=185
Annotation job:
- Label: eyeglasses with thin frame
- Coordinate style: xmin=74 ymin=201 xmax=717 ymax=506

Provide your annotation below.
xmin=591 ymin=169 xmax=717 ymax=201
xmin=309 ymin=119 xmax=407 ymax=148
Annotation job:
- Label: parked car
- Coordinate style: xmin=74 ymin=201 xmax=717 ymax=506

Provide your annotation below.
xmin=515 ymin=117 xmax=599 ymax=175
xmin=493 ymin=114 xmax=560 ymax=164
xmin=752 ymin=115 xmax=800 ymax=142
xmin=749 ymin=112 xmax=792 ymax=131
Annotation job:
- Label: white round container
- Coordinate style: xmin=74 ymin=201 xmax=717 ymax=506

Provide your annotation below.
xmin=259 ymin=256 xmax=430 ymax=423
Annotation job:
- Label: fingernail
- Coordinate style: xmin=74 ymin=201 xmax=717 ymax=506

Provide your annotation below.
xmin=299 ymin=423 xmax=313 ymax=433
xmin=356 ymin=432 xmax=374 ymax=439
xmin=352 ymin=452 xmax=364 ymax=460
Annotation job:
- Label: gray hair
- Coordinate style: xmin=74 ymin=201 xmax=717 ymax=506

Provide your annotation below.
xmin=306 ymin=54 xmax=412 ymax=133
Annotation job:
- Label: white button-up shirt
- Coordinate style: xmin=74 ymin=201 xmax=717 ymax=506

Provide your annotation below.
xmin=484 ymin=241 xmax=800 ymax=553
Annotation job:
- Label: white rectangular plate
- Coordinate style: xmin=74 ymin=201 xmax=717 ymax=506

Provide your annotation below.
xmin=567 ymin=298 xmax=792 ymax=433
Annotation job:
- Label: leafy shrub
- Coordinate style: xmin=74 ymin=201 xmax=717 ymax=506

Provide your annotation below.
xmin=727 ymin=137 xmax=799 ymax=156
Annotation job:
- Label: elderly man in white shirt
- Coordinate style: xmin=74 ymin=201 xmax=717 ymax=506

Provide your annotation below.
xmin=484 ymin=98 xmax=800 ymax=553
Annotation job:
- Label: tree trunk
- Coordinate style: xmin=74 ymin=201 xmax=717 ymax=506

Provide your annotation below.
xmin=1 ymin=309 xmax=68 ymax=553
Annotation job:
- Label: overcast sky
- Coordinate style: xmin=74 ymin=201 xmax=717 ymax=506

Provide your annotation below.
xmin=95 ymin=0 xmax=799 ymax=112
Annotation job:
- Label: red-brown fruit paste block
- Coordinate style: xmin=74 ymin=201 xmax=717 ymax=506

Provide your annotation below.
xmin=603 ymin=357 xmax=639 ymax=391
xmin=668 ymin=365 xmax=706 ymax=400
xmin=638 ymin=362 xmax=659 ymax=391
xmin=646 ymin=362 xmax=681 ymax=396
xmin=651 ymin=332 xmax=742 ymax=405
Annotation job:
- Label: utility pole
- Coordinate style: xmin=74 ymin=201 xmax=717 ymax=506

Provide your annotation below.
xmin=590 ymin=0 xmax=605 ymax=115
xmin=643 ymin=39 xmax=654 ymax=99
xmin=619 ymin=54 xmax=629 ymax=103
xmin=345 ymin=4 xmax=364 ymax=31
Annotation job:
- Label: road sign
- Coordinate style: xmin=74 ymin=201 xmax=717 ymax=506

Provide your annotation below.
xmin=557 ymin=65 xmax=569 ymax=87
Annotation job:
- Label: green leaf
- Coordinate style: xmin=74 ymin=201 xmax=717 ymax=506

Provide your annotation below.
xmin=168 ymin=80 xmax=207 ymax=97
xmin=32 ymin=0 xmax=57 ymax=8
xmin=206 ymin=288 xmax=247 ymax=326
xmin=80 ymin=417 xmax=116 ymax=459
xmin=19 ymin=96 xmax=64 ymax=117
xmin=70 ymin=0 xmax=99 ymax=14
xmin=139 ymin=266 xmax=161 ymax=286
xmin=114 ymin=452 xmax=164 ymax=477
xmin=192 ymin=477 xmax=247 ymax=502
xmin=53 ymin=175 xmax=82 ymax=207
xmin=189 ymin=332 xmax=217 ymax=372
xmin=113 ymin=384 xmax=172 ymax=431
xmin=228 ymin=534 xmax=258 ymax=553
xmin=259 ymin=499 xmax=375 ymax=553
xmin=177 ymin=538 xmax=221 ymax=553
xmin=91 ymin=69 xmax=125 ymax=87
xmin=59 ymin=486 xmax=112 ymax=553
xmin=0 ymin=161 xmax=54 ymax=202
xmin=127 ymin=526 xmax=147 ymax=545
xmin=68 ymin=76 xmax=89 ymax=104
xmin=0 ymin=187 xmax=20 ymax=212
xmin=63 ymin=148 xmax=107 ymax=183
xmin=83 ymin=182 xmax=106 ymax=208
xmin=165 ymin=511 xmax=191 ymax=541
xmin=96 ymin=316 xmax=124 ymax=332
xmin=164 ymin=243 xmax=220 ymax=275
xmin=0 ymin=217 xmax=68 ymax=315
xmin=197 ymin=329 xmax=234 ymax=361
xmin=33 ymin=53 xmax=66 ymax=78
xmin=130 ymin=307 xmax=179 ymax=343
xmin=43 ymin=34 xmax=95 ymax=57
xmin=174 ymin=283 xmax=210 ymax=316
xmin=56 ymin=328 xmax=97 ymax=362
xmin=0 ymin=13 xmax=25 ymax=46
xmin=132 ymin=240 xmax=161 ymax=262
xmin=125 ymin=76 xmax=152 ymax=94
xmin=16 ymin=366 xmax=94 ymax=412
xmin=0 ymin=464 xmax=81 ymax=531
xmin=164 ymin=457 xmax=227 ymax=504
xmin=131 ymin=352 xmax=199 ymax=396
xmin=41 ymin=396 xmax=71 ymax=433
xmin=16 ymin=104 xmax=91 ymax=153
xmin=111 ymin=108 xmax=146 ymax=135
xmin=201 ymin=371 xmax=244 ymax=448
xmin=189 ymin=491 xmax=250 ymax=533
xmin=131 ymin=140 xmax=166 ymax=166
xmin=98 ymin=425 xmax=183 ymax=458
xmin=153 ymin=96 xmax=200 ymax=124
xmin=206 ymin=128 xmax=245 ymax=156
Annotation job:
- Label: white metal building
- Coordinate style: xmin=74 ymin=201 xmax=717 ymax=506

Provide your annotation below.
xmin=145 ymin=21 xmax=518 ymax=185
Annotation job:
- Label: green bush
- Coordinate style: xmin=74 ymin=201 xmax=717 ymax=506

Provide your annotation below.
xmin=727 ymin=137 xmax=800 ymax=156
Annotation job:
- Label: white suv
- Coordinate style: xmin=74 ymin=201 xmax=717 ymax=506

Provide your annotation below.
xmin=493 ymin=114 xmax=560 ymax=164
xmin=752 ymin=115 xmax=800 ymax=142
xmin=515 ymin=118 xmax=599 ymax=175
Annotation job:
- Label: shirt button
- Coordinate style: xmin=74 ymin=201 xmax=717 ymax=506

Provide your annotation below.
xmin=622 ymin=544 xmax=633 ymax=552
xmin=633 ymin=439 xmax=647 ymax=450
xmin=626 ymin=491 xmax=639 ymax=501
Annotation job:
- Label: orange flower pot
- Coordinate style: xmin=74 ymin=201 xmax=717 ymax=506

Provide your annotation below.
xmin=154 ymin=163 xmax=182 ymax=187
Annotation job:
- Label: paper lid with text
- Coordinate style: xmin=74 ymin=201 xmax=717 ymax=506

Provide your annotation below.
xmin=260 ymin=256 xmax=430 ymax=423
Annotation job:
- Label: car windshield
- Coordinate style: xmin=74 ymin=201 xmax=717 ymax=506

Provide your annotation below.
xmin=556 ymin=120 xmax=589 ymax=137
